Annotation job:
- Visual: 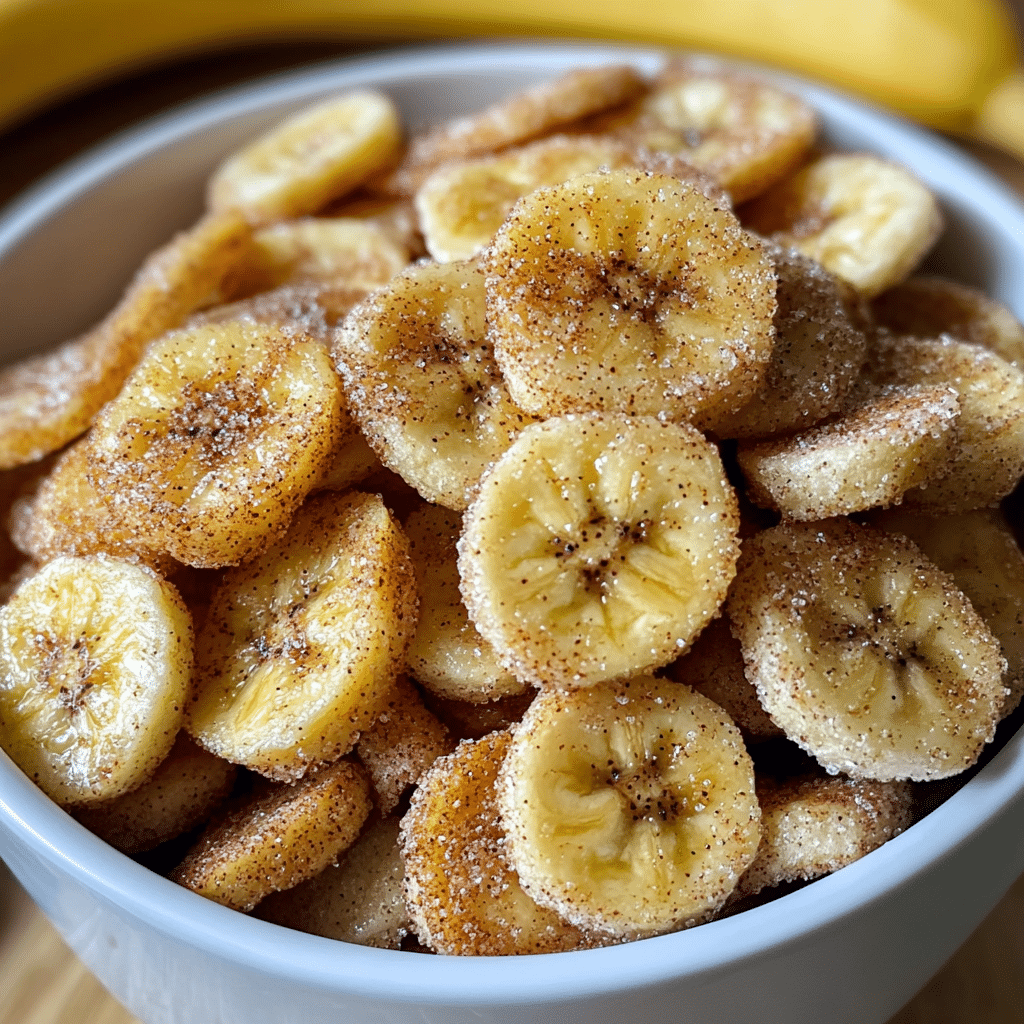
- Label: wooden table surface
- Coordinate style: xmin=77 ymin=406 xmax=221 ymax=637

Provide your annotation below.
xmin=0 ymin=38 xmax=1022 ymax=1024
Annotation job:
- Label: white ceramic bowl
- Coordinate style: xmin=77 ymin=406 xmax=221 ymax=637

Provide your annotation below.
xmin=1 ymin=42 xmax=1023 ymax=1024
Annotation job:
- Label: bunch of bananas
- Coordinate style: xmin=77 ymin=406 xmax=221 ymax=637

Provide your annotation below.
xmin=0 ymin=0 xmax=1021 ymax=159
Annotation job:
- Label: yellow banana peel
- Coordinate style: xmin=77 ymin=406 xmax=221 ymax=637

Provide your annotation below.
xmin=0 ymin=0 xmax=1020 ymax=159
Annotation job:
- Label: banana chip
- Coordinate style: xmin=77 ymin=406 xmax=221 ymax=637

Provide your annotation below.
xmin=333 ymin=258 xmax=537 ymax=509
xmin=257 ymin=814 xmax=413 ymax=948
xmin=459 ymin=413 xmax=741 ymax=689
xmin=401 ymin=730 xmax=593 ymax=955
xmin=733 ymin=773 xmax=915 ymax=900
xmin=0 ymin=555 xmax=192 ymax=805
xmin=589 ymin=60 xmax=817 ymax=203
xmin=171 ymin=759 xmax=372 ymax=912
xmin=484 ymin=168 xmax=777 ymax=429
xmin=872 ymin=276 xmax=1024 ymax=372
xmin=742 ymin=153 xmax=943 ymax=298
xmin=208 ymin=91 xmax=404 ymax=226
xmin=383 ymin=63 xmax=646 ymax=196
xmin=187 ymin=491 xmax=417 ymax=782
xmin=499 ymin=677 xmax=761 ymax=939
xmin=728 ymin=519 xmax=1007 ymax=781
xmin=87 ymin=319 xmax=345 ymax=568
xmin=404 ymin=502 xmax=526 ymax=703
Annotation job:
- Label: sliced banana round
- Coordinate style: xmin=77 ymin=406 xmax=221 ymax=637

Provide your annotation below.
xmin=9 ymin=438 xmax=177 ymax=572
xmin=733 ymin=773 xmax=916 ymax=900
xmin=208 ymin=91 xmax=404 ymax=226
xmin=0 ymin=555 xmax=193 ymax=805
xmin=590 ymin=60 xmax=816 ymax=203
xmin=735 ymin=382 xmax=961 ymax=521
xmin=458 ymin=413 xmax=741 ymax=689
xmin=870 ymin=507 xmax=1024 ymax=716
xmin=864 ymin=332 xmax=1024 ymax=513
xmin=498 ymin=676 xmax=761 ymax=940
xmin=871 ymin=275 xmax=1024 ymax=372
xmin=483 ymin=168 xmax=777 ymax=430
xmin=256 ymin=814 xmax=412 ymax=948
xmin=404 ymin=502 xmax=526 ymax=703
xmin=667 ymin=617 xmax=783 ymax=743
xmin=383 ymin=64 xmax=646 ymax=197
xmin=332 ymin=258 xmax=537 ymax=509
xmin=0 ymin=209 xmax=253 ymax=470
xmin=742 ymin=153 xmax=943 ymax=298
xmin=400 ymin=730 xmax=593 ymax=955
xmin=171 ymin=759 xmax=372 ymax=912
xmin=416 ymin=133 xmax=724 ymax=263
xmin=711 ymin=243 xmax=868 ymax=440
xmin=187 ymin=491 xmax=417 ymax=782
xmin=727 ymin=519 xmax=1007 ymax=782
xmin=72 ymin=733 xmax=236 ymax=854
xmin=355 ymin=676 xmax=454 ymax=815
xmin=87 ymin=319 xmax=345 ymax=568
xmin=247 ymin=216 xmax=411 ymax=293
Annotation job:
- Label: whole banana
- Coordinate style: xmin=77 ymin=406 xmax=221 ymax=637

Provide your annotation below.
xmin=0 ymin=0 xmax=1020 ymax=155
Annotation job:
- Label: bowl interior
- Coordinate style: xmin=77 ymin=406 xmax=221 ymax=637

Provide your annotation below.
xmin=1 ymin=40 xmax=1023 ymax=1007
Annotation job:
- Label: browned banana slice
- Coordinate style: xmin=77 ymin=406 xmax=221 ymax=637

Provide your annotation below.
xmin=400 ymin=730 xmax=592 ymax=955
xmin=356 ymin=676 xmax=454 ymax=814
xmin=416 ymin=133 xmax=725 ymax=263
xmin=712 ymin=243 xmax=868 ymax=439
xmin=87 ymin=320 xmax=344 ymax=568
xmin=458 ymin=414 xmax=741 ymax=689
xmin=332 ymin=258 xmax=537 ymax=509
xmin=420 ymin=689 xmax=536 ymax=743
xmin=736 ymin=382 xmax=961 ymax=521
xmin=733 ymin=773 xmax=916 ymax=900
xmin=9 ymin=438 xmax=176 ymax=572
xmin=0 ymin=210 xmax=253 ymax=469
xmin=498 ymin=677 xmax=761 ymax=940
xmin=871 ymin=507 xmax=1024 ymax=715
xmin=208 ymin=91 xmax=404 ymax=226
xmin=871 ymin=276 xmax=1024 ymax=372
xmin=404 ymin=502 xmax=526 ymax=703
xmin=590 ymin=60 xmax=816 ymax=203
xmin=383 ymin=64 xmax=646 ymax=196
xmin=256 ymin=814 xmax=413 ymax=948
xmin=171 ymin=759 xmax=372 ymax=912
xmin=0 ymin=555 xmax=193 ymax=805
xmin=187 ymin=491 xmax=417 ymax=782
xmin=667 ymin=617 xmax=783 ymax=743
xmin=727 ymin=519 xmax=1007 ymax=781
xmin=865 ymin=333 xmax=1024 ymax=512
xmin=742 ymin=153 xmax=943 ymax=298
xmin=72 ymin=733 xmax=236 ymax=854
xmin=484 ymin=168 xmax=777 ymax=429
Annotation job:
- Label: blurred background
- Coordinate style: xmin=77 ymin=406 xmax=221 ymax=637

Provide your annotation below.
xmin=0 ymin=0 xmax=1022 ymax=209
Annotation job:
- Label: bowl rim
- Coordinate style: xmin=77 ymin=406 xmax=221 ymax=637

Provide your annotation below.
xmin=1 ymin=38 xmax=1023 ymax=1007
